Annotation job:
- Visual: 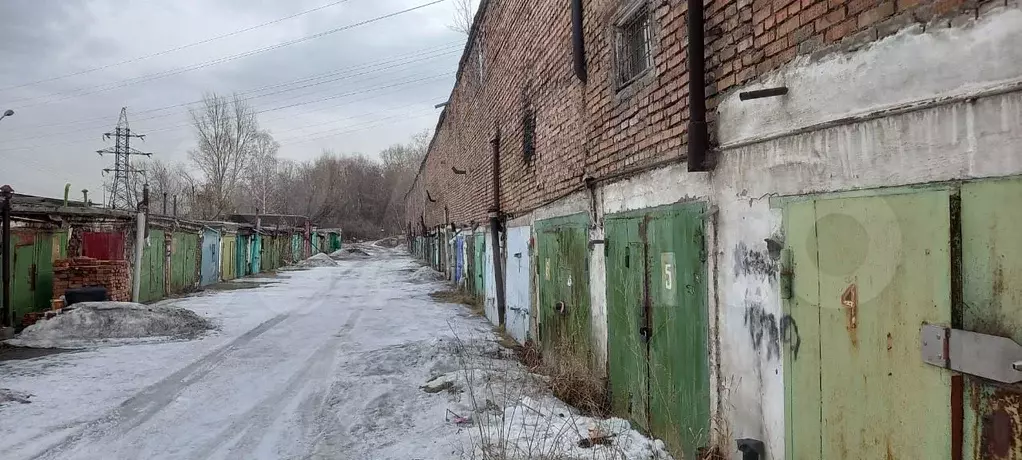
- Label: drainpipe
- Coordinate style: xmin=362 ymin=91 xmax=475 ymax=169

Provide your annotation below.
xmin=1 ymin=185 xmax=13 ymax=328
xmin=489 ymin=132 xmax=507 ymax=327
xmin=571 ymin=0 xmax=586 ymax=82
xmin=687 ymin=0 xmax=710 ymax=172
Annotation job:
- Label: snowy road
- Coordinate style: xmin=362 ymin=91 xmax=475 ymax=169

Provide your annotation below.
xmin=0 ymin=249 xmax=494 ymax=460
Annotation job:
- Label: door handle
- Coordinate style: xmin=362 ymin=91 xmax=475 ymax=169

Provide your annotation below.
xmin=640 ymin=327 xmax=652 ymax=343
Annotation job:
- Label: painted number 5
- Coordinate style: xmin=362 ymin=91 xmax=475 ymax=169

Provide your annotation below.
xmin=664 ymin=264 xmax=674 ymax=290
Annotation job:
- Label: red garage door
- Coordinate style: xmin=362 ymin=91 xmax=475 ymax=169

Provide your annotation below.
xmin=82 ymin=232 xmax=125 ymax=260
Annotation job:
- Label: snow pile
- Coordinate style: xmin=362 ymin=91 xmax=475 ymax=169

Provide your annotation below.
xmin=297 ymin=253 xmax=339 ymax=268
xmin=330 ymin=247 xmax=371 ymax=260
xmin=409 ymin=266 xmax=444 ymax=283
xmin=9 ymin=302 xmax=214 ymax=348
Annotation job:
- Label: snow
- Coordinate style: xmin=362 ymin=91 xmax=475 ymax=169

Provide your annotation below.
xmin=410 ymin=266 xmax=445 ymax=283
xmin=295 ymin=252 xmax=338 ymax=268
xmin=8 ymin=302 xmax=214 ymax=349
xmin=330 ymin=247 xmax=372 ymax=260
xmin=0 ymin=248 xmax=670 ymax=460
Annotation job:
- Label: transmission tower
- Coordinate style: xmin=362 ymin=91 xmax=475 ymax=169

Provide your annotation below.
xmin=97 ymin=107 xmax=152 ymax=210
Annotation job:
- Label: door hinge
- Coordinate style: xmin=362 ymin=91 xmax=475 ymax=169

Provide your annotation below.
xmin=779 ymin=248 xmax=793 ymax=300
xmin=921 ymin=324 xmax=1022 ymax=383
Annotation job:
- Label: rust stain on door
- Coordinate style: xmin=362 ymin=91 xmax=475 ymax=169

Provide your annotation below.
xmin=841 ymin=283 xmax=858 ymax=346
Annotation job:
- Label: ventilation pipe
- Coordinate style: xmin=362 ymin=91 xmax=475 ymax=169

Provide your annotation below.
xmin=82 ymin=189 xmax=90 ymax=207
xmin=64 ymin=183 xmax=71 ymax=207
xmin=687 ymin=0 xmax=710 ymax=171
xmin=571 ymin=0 xmax=587 ymax=82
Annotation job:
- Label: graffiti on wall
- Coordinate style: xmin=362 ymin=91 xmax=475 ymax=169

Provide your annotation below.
xmin=743 ymin=298 xmax=801 ymax=361
xmin=733 ymin=241 xmax=778 ymax=279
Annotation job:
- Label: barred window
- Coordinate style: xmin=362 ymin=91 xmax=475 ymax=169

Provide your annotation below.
xmin=522 ymin=108 xmax=536 ymax=161
xmin=616 ymin=4 xmax=652 ymax=86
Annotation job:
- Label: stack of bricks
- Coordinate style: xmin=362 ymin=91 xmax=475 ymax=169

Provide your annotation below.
xmin=52 ymin=257 xmax=131 ymax=303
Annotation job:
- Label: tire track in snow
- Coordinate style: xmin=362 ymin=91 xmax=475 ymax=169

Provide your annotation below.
xmin=195 ymin=308 xmax=363 ymax=460
xmin=27 ymin=270 xmax=347 ymax=460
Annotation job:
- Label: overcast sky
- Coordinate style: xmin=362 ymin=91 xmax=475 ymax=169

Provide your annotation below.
xmin=0 ymin=0 xmax=469 ymax=200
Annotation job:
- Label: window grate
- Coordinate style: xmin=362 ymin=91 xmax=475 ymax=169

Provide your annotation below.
xmin=616 ymin=5 xmax=652 ymax=85
xmin=522 ymin=108 xmax=536 ymax=161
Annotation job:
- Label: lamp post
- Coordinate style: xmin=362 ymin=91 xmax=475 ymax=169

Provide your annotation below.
xmin=0 ymin=109 xmax=13 ymax=122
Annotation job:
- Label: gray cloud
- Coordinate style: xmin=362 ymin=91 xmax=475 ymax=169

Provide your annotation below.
xmin=0 ymin=0 xmax=466 ymax=199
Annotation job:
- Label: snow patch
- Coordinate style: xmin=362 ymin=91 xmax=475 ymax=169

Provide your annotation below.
xmin=296 ymin=253 xmax=338 ymax=268
xmin=409 ymin=266 xmax=444 ymax=283
xmin=330 ymin=247 xmax=371 ymax=260
xmin=8 ymin=302 xmax=214 ymax=348
xmin=424 ymin=337 xmax=674 ymax=460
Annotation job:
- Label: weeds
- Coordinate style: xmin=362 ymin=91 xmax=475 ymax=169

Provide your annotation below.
xmin=442 ymin=322 xmax=665 ymax=460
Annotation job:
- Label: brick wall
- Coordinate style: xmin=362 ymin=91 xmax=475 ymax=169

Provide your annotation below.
xmin=407 ymin=0 xmax=1005 ymax=228
xmin=52 ymin=257 xmax=131 ymax=303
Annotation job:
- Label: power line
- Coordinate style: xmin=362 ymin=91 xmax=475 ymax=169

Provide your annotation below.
xmin=11 ymin=0 xmax=446 ymax=107
xmin=4 ymin=72 xmax=454 ymax=147
xmin=12 ymin=41 xmax=463 ymax=134
xmin=0 ymin=0 xmax=357 ymax=92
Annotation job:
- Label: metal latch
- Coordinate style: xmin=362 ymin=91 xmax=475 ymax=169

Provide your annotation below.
xmin=921 ymin=324 xmax=1022 ymax=383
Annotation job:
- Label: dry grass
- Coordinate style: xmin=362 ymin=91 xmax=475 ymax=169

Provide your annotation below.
xmin=537 ymin=350 xmax=609 ymax=418
xmin=431 ymin=290 xmax=484 ymax=314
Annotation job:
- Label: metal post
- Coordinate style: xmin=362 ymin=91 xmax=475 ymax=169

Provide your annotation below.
xmin=163 ymin=192 xmax=168 ymax=215
xmin=132 ymin=185 xmax=149 ymax=303
xmin=1 ymin=185 xmax=13 ymax=328
xmin=173 ymin=195 xmax=178 ymax=217
xmin=132 ymin=211 xmax=145 ymax=302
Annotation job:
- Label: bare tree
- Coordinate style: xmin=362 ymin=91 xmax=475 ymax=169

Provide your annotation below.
xmin=242 ymin=130 xmax=280 ymax=214
xmin=145 ymin=158 xmax=197 ymax=216
xmin=449 ymin=0 xmax=477 ymax=35
xmin=188 ymin=92 xmax=259 ymax=219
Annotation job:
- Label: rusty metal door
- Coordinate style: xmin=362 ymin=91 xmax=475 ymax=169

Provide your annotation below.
xmin=535 ymin=214 xmax=591 ymax=361
xmin=961 ymin=179 xmax=1022 ymax=460
xmin=646 ymin=203 xmax=709 ymax=458
xmin=605 ymin=203 xmax=709 ymax=458
xmin=783 ymin=190 xmax=954 ymax=459
xmin=605 ymin=215 xmax=649 ymax=431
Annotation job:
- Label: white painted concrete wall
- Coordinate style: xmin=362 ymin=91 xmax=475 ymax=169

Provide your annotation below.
xmin=484 ymin=230 xmax=499 ymax=326
xmin=520 ymin=7 xmax=1022 ymax=459
xmin=505 ymin=226 xmax=532 ymax=344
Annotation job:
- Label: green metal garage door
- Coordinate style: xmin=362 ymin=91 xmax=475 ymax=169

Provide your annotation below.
xmin=605 ymin=202 xmax=708 ymax=458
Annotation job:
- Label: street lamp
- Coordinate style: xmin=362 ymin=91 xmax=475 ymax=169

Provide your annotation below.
xmin=0 ymin=109 xmax=13 ymax=122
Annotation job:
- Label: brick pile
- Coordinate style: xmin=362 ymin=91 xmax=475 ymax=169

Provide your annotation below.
xmin=52 ymin=257 xmax=131 ymax=303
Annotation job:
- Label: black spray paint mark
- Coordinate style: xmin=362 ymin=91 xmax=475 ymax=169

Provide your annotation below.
xmin=744 ymin=302 xmax=781 ymax=361
xmin=743 ymin=304 xmax=802 ymax=361
xmin=733 ymin=242 xmax=778 ymax=279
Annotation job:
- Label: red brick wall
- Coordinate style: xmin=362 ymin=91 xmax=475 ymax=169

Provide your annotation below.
xmin=52 ymin=257 xmax=131 ymax=303
xmin=407 ymin=0 xmax=1003 ymax=228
